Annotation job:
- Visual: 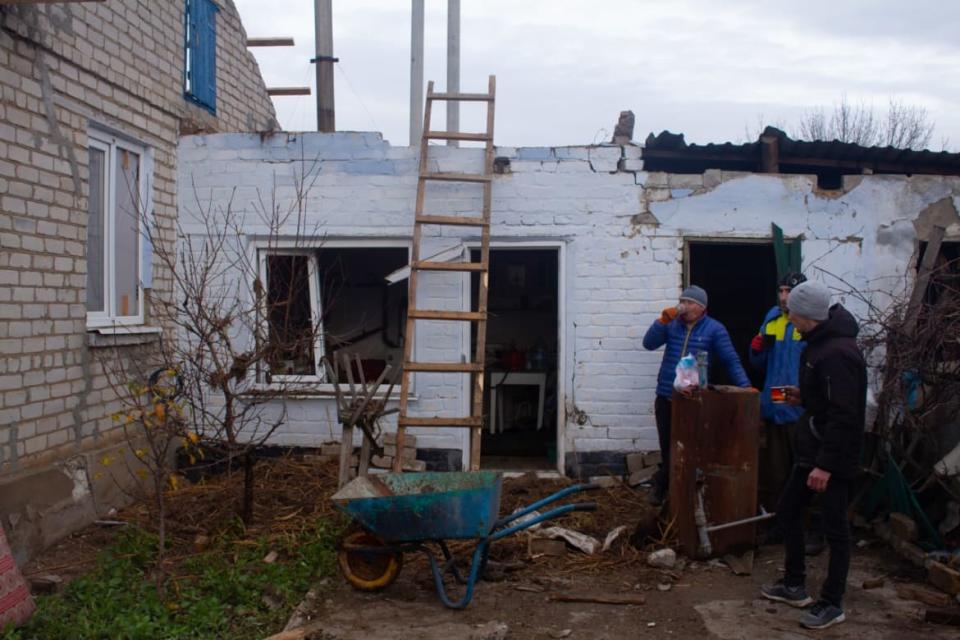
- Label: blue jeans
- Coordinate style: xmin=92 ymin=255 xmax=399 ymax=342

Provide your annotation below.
xmin=777 ymin=465 xmax=851 ymax=607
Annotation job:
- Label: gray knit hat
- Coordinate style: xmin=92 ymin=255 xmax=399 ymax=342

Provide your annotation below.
xmin=788 ymin=281 xmax=831 ymax=321
xmin=679 ymin=285 xmax=708 ymax=308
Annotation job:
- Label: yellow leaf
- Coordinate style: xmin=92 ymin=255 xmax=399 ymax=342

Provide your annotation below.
xmin=168 ymin=474 xmax=179 ymax=490
xmin=100 ymin=455 xmax=113 ymax=467
xmin=136 ymin=469 xmax=148 ymax=480
xmin=187 ymin=432 xmax=200 ymax=444
xmin=154 ymin=403 xmax=166 ymax=421
xmin=134 ymin=448 xmax=146 ymax=458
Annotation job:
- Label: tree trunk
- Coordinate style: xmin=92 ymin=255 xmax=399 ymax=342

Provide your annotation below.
xmin=242 ymin=451 xmax=256 ymax=524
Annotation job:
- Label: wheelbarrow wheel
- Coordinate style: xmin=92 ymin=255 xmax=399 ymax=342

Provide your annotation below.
xmin=338 ymin=531 xmax=403 ymax=591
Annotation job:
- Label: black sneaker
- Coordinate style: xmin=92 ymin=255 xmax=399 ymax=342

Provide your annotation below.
xmin=760 ymin=580 xmax=814 ymax=608
xmin=799 ymin=600 xmax=845 ymax=629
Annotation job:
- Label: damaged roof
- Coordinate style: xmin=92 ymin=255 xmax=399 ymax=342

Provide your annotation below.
xmin=642 ymin=126 xmax=960 ymax=187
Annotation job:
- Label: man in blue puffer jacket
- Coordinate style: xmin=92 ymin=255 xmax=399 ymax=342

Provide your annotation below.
xmin=643 ymin=285 xmax=752 ymax=505
xmin=749 ymin=272 xmax=807 ymax=513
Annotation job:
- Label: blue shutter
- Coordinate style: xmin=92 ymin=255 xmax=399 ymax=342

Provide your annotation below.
xmin=185 ymin=0 xmax=219 ymax=113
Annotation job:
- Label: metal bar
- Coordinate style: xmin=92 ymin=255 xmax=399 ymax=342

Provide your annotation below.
xmin=494 ymin=483 xmax=598 ymax=529
xmin=705 ymin=511 xmax=776 ymax=534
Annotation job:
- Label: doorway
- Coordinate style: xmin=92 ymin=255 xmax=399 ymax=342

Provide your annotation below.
xmin=471 ymin=247 xmax=560 ymax=470
xmin=686 ymin=241 xmax=780 ymax=388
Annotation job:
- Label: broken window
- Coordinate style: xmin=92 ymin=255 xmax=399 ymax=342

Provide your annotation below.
xmin=259 ymin=247 xmax=409 ymax=384
xmin=86 ymin=129 xmax=148 ymax=327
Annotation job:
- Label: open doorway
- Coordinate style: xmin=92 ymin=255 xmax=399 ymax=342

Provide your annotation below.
xmin=471 ymin=247 xmax=560 ymax=471
xmin=686 ymin=240 xmax=780 ymax=388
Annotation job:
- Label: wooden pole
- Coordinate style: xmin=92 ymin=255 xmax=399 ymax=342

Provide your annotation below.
xmin=314 ymin=0 xmax=335 ymax=132
xmin=446 ymin=0 xmax=460 ymax=147
xmin=409 ymin=0 xmax=425 ymax=146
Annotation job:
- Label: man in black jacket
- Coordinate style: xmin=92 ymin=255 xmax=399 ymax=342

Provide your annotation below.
xmin=759 ymin=281 xmax=867 ymax=631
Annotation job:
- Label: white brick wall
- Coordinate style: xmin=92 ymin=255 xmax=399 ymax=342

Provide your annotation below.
xmin=0 ymin=1 xmax=276 ymax=476
xmin=177 ymin=133 xmax=960 ymax=467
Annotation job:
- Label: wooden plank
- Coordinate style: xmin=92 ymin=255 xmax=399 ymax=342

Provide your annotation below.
xmin=903 ymin=225 xmax=945 ymax=336
xmin=423 ymin=131 xmax=490 ymax=142
xmin=395 ymin=79 xmax=436 ymax=472
xmin=408 ymin=309 xmax=485 ymax=321
xmin=415 ymin=215 xmax=488 ymax=227
xmin=337 ymin=424 xmax=354 ymax=488
xmin=403 ymin=362 xmax=483 ymax=373
xmin=548 ymin=594 xmax=646 ymax=606
xmin=470 ymin=74 xmax=496 ymax=471
xmin=247 ymin=37 xmax=296 ymax=47
xmin=421 ymin=172 xmax=491 ymax=183
xmin=426 ymin=91 xmax=493 ymax=102
xmin=414 ymin=261 xmax=486 ymax=272
xmin=399 ymin=417 xmax=482 ymax=427
xmin=267 ymin=87 xmax=311 ymax=96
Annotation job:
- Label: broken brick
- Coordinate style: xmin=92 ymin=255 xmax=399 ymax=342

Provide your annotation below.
xmin=889 ymin=512 xmax=919 ymax=542
xmin=928 ymin=561 xmax=960 ymax=596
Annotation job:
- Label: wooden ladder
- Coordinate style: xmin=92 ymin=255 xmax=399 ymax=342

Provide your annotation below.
xmin=394 ymin=75 xmax=496 ymax=472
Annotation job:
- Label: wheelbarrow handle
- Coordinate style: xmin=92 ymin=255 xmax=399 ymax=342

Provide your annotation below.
xmin=490 ymin=501 xmax=596 ymax=542
xmin=494 ymin=482 xmax=600 ymax=529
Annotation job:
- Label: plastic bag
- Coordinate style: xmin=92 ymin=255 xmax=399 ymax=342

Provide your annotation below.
xmin=673 ymin=354 xmax=699 ymax=392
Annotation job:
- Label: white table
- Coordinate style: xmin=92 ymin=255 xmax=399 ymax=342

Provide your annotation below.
xmin=488 ymin=371 xmax=547 ymax=434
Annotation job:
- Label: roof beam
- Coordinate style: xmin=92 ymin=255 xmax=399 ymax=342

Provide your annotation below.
xmin=246 ymin=37 xmax=295 ymax=47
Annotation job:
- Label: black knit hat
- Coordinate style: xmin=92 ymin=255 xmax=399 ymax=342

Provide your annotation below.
xmin=779 ymin=272 xmax=807 ymax=289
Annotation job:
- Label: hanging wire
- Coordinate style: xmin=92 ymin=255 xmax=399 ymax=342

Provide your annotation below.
xmin=336 ymin=62 xmax=381 ymax=133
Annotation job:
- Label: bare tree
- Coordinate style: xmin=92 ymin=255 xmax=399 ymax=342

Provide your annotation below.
xmin=795 ymin=96 xmax=934 ymax=150
xmin=101 ymin=144 xmax=329 ymax=529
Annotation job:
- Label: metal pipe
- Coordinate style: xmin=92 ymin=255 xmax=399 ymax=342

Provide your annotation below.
xmin=445 ymin=0 xmax=460 ymax=146
xmin=314 ymin=0 xmax=335 ymax=132
xmin=705 ymin=510 xmax=776 ymax=533
xmin=409 ymin=0 xmax=425 ymax=145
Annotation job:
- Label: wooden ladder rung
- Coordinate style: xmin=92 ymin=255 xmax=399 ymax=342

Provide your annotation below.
xmin=413 ymin=261 xmax=486 ymax=272
xmin=398 ymin=416 xmax=483 ymax=428
xmin=408 ymin=309 xmax=485 ymax=321
xmin=424 ymin=131 xmax=491 ymax=142
xmin=416 ymin=214 xmax=488 ymax=227
xmin=427 ymin=91 xmax=494 ymax=102
xmin=422 ymin=172 xmax=491 ymax=183
xmin=403 ymin=362 xmax=484 ymax=373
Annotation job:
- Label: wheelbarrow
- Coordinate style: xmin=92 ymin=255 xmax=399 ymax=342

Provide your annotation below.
xmin=331 ymin=471 xmax=598 ymax=609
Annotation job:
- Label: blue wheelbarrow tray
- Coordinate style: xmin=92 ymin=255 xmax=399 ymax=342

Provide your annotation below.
xmin=331 ymin=471 xmax=598 ymax=609
xmin=331 ymin=471 xmax=503 ymax=542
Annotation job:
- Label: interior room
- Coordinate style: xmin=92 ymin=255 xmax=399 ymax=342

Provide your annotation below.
xmin=471 ymin=247 xmax=560 ymax=470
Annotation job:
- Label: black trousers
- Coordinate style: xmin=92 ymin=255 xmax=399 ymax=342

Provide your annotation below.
xmin=777 ymin=465 xmax=851 ymax=607
xmin=653 ymin=395 xmax=672 ymax=492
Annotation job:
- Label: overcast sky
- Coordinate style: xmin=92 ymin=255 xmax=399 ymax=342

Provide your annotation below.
xmin=233 ymin=0 xmax=960 ymax=149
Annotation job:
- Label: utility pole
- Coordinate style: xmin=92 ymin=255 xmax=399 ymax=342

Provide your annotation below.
xmin=446 ymin=0 xmax=460 ymax=146
xmin=314 ymin=0 xmax=335 ymax=132
xmin=409 ymin=0 xmax=424 ymax=146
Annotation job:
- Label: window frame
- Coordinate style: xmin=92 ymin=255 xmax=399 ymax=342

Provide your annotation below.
xmin=86 ymin=128 xmax=148 ymax=330
xmin=254 ymin=239 xmax=412 ymax=391
xmin=258 ymin=249 xmax=324 ymax=384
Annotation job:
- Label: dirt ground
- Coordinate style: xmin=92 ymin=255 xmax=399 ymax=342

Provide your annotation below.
xmin=304 ymin=542 xmax=958 ymax=640
xmin=18 ymin=460 xmax=960 ymax=639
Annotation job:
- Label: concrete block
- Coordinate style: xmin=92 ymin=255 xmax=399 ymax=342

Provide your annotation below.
xmin=642 ymin=451 xmax=662 ymax=468
xmin=626 ymin=452 xmax=645 ymax=473
xmin=384 ymin=432 xmax=417 ymax=447
xmin=383 ymin=444 xmax=416 ymax=461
